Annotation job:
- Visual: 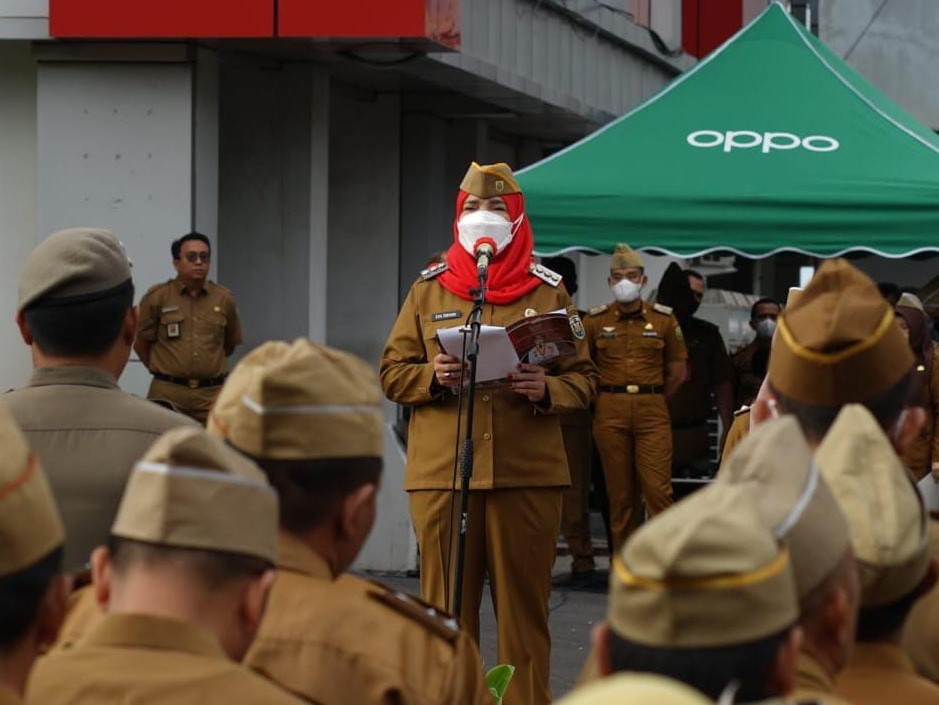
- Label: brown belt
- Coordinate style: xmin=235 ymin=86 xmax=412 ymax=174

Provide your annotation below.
xmin=152 ymin=372 xmax=227 ymax=389
xmin=598 ymin=384 xmax=664 ymax=394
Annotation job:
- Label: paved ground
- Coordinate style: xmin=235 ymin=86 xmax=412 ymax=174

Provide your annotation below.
xmin=360 ymin=515 xmax=612 ymax=700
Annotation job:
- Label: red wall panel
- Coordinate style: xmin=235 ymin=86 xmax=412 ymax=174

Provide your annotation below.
xmin=50 ymin=0 xmax=274 ymax=38
xmin=682 ymin=0 xmax=742 ymax=58
xmin=278 ymin=0 xmax=425 ymax=38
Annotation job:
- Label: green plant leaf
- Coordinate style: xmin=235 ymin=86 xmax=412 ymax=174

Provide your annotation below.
xmin=486 ymin=664 xmax=515 ymax=704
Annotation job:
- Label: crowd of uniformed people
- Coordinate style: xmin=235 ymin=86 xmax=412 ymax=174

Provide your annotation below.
xmin=1 ymin=162 xmax=938 ymax=705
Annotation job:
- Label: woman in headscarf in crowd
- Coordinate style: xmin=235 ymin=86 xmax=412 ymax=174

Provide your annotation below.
xmin=895 ymin=301 xmax=939 ymax=479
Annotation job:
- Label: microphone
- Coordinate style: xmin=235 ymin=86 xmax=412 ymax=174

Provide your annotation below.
xmin=474 ymin=238 xmax=496 ymax=278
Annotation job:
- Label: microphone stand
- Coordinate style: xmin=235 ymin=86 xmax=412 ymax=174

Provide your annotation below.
xmin=451 ymin=265 xmax=487 ymax=618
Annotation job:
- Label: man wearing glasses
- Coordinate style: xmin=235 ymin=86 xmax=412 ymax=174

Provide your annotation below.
xmin=135 ymin=232 xmax=243 ymax=424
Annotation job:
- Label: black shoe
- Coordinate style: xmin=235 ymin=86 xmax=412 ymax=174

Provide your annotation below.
xmin=553 ymin=569 xmax=608 ymax=593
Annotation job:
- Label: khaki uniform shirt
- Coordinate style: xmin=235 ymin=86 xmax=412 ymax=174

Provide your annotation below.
xmin=27 ymin=613 xmax=304 ymax=705
xmin=794 ymin=652 xmax=855 ymax=705
xmin=244 ymin=534 xmax=493 ymax=705
xmin=719 ymin=408 xmax=751 ymax=469
xmin=903 ymin=520 xmax=939 ymax=682
xmin=0 ymin=366 xmax=195 ymax=570
xmin=0 ymin=686 xmax=19 ymax=705
xmin=380 ymin=277 xmax=596 ymax=490
xmin=138 ymin=278 xmax=243 ymax=380
xmin=667 ymin=317 xmax=731 ymax=425
xmin=731 ymin=339 xmax=771 ymax=408
xmin=583 ymin=301 xmax=687 ymax=387
xmin=836 ymin=642 xmax=939 ymax=705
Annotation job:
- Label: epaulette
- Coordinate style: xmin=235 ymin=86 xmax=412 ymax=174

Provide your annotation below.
xmin=206 ymin=280 xmax=234 ymax=295
xmin=733 ymin=405 xmax=751 ymax=417
xmin=652 ymin=302 xmax=673 ymax=316
xmin=420 ymin=261 xmax=448 ymax=281
xmin=587 ymin=304 xmax=609 ymax=317
xmin=530 ymin=263 xmax=562 ymax=287
xmin=367 ymin=586 xmax=461 ymax=643
xmin=144 ymin=280 xmax=170 ymax=296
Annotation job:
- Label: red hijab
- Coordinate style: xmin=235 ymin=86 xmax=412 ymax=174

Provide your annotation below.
xmin=437 ymin=191 xmax=541 ymax=304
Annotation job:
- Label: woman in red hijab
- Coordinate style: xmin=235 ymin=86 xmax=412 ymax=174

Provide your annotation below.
xmin=381 ymin=162 xmax=596 ymax=705
xmin=896 ymin=302 xmax=939 ymax=479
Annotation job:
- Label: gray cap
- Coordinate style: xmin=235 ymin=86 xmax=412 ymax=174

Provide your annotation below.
xmin=19 ymin=228 xmax=132 ymax=311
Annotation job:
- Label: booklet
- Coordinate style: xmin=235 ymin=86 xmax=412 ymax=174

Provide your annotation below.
xmin=435 ymin=309 xmax=577 ymax=385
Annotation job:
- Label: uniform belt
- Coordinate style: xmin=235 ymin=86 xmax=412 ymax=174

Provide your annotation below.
xmin=598 ymin=384 xmax=664 ymax=395
xmin=152 ymin=372 xmax=227 ymax=389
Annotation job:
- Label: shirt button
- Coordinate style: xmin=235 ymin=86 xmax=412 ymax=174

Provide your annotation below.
xmin=482 ymin=395 xmax=490 ymax=402
xmin=483 ymin=433 xmax=491 ymax=440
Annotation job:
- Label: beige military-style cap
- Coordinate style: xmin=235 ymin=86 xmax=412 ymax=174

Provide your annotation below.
xmin=786 ymin=286 xmax=803 ymax=308
xmin=768 ymin=259 xmax=913 ymax=406
xmin=816 ymin=405 xmax=932 ymax=607
xmin=610 ymin=243 xmax=644 ymax=270
xmin=554 ymin=674 xmax=711 ymax=705
xmin=18 ymin=228 xmax=132 ymax=311
xmin=898 ymin=292 xmax=926 ymax=313
xmin=717 ymin=416 xmax=852 ymax=600
xmin=459 ymin=162 xmax=521 ymax=198
xmin=208 ymin=338 xmax=384 ymax=460
xmin=608 ymin=482 xmax=798 ymax=648
xmin=112 ymin=427 xmax=278 ymax=563
xmin=0 ymin=405 xmax=64 ymax=577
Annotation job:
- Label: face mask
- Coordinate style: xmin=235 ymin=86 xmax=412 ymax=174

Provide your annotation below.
xmin=891 ymin=409 xmax=908 ymax=447
xmin=612 ymin=278 xmax=642 ymax=304
xmin=457 ymin=210 xmax=523 ymax=256
xmin=755 ymin=318 xmax=777 ymax=339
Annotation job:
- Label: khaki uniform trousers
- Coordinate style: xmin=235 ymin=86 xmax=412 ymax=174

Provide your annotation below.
xmin=147 ymin=378 xmax=221 ymax=425
xmin=560 ymin=423 xmax=595 ymax=573
xmin=410 ymin=487 xmax=561 ymax=705
xmin=593 ymin=392 xmax=673 ymax=549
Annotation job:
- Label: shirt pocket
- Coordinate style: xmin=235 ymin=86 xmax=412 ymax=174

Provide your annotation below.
xmin=197 ymin=310 xmax=228 ymax=345
xmin=634 ymin=335 xmax=666 ymax=359
xmin=595 ymin=335 xmax=628 ymax=360
xmin=158 ymin=312 xmax=185 ymax=342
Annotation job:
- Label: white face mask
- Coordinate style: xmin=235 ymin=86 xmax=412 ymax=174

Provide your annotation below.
xmin=612 ymin=278 xmax=642 ymax=304
xmin=755 ymin=318 xmax=777 ymax=339
xmin=891 ymin=409 xmax=909 ymax=446
xmin=457 ymin=210 xmax=523 ymax=256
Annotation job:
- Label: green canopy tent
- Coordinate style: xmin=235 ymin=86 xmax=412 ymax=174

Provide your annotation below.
xmin=517 ymin=2 xmax=939 ymax=259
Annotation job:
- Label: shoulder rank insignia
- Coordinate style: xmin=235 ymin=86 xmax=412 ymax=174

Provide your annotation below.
xmin=652 ymin=302 xmax=673 ymax=316
xmin=588 ymin=303 xmax=609 ymax=317
xmin=420 ymin=261 xmax=449 ymax=281
xmin=568 ymin=309 xmax=586 ymax=340
xmin=530 ymin=263 xmax=562 ymax=287
xmin=368 ymin=589 xmax=460 ymax=642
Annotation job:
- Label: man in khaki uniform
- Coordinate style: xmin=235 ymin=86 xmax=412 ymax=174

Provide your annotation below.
xmin=381 ymin=163 xmax=596 ymax=705
xmin=208 ymin=339 xmax=492 ymax=705
xmin=136 ymin=232 xmax=243 ymax=424
xmin=0 ymin=407 xmax=67 ymax=705
xmin=731 ymin=297 xmax=780 ymax=408
xmin=555 ymin=674 xmax=711 ymax=705
xmin=588 ymin=481 xmax=802 ymax=703
xmin=585 ymin=244 xmax=687 ymax=548
xmin=1 ymin=228 xmax=194 ymax=572
xmin=27 ymin=427 xmax=303 ymax=705
xmin=718 ymin=418 xmax=860 ymax=705
xmin=814 ymin=406 xmax=939 ymax=704
xmin=543 ymin=255 xmax=600 ymax=589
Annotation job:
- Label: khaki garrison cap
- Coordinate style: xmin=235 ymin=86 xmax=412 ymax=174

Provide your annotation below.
xmin=554 ymin=674 xmax=711 ymax=705
xmin=769 ymin=259 xmax=913 ymax=406
xmin=208 ymin=339 xmax=384 ymax=460
xmin=816 ymin=405 xmax=932 ymax=607
xmin=18 ymin=228 xmax=132 ymax=311
xmin=717 ymin=416 xmax=852 ymax=600
xmin=459 ymin=162 xmax=521 ymax=198
xmin=112 ymin=427 xmax=277 ymax=563
xmin=786 ymin=286 xmax=803 ymax=308
xmin=610 ymin=243 xmax=644 ymax=270
xmin=0 ymin=405 xmax=64 ymax=577
xmin=608 ymin=483 xmax=797 ymax=648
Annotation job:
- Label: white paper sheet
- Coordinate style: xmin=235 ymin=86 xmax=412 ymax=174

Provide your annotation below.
xmin=436 ymin=325 xmax=521 ymax=384
xmin=918 ymin=473 xmax=939 ymax=512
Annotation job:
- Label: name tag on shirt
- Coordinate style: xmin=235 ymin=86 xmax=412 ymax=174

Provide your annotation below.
xmin=161 ymin=305 xmax=180 ymax=313
xmin=432 ymin=310 xmax=462 ymax=322
xmin=642 ymin=331 xmax=659 ymax=338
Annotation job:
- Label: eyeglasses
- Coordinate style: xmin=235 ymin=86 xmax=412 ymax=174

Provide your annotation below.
xmin=183 ymin=252 xmax=210 ymax=263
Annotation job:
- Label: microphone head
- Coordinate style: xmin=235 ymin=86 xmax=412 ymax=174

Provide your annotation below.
xmin=474 ymin=238 xmax=497 ymax=257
